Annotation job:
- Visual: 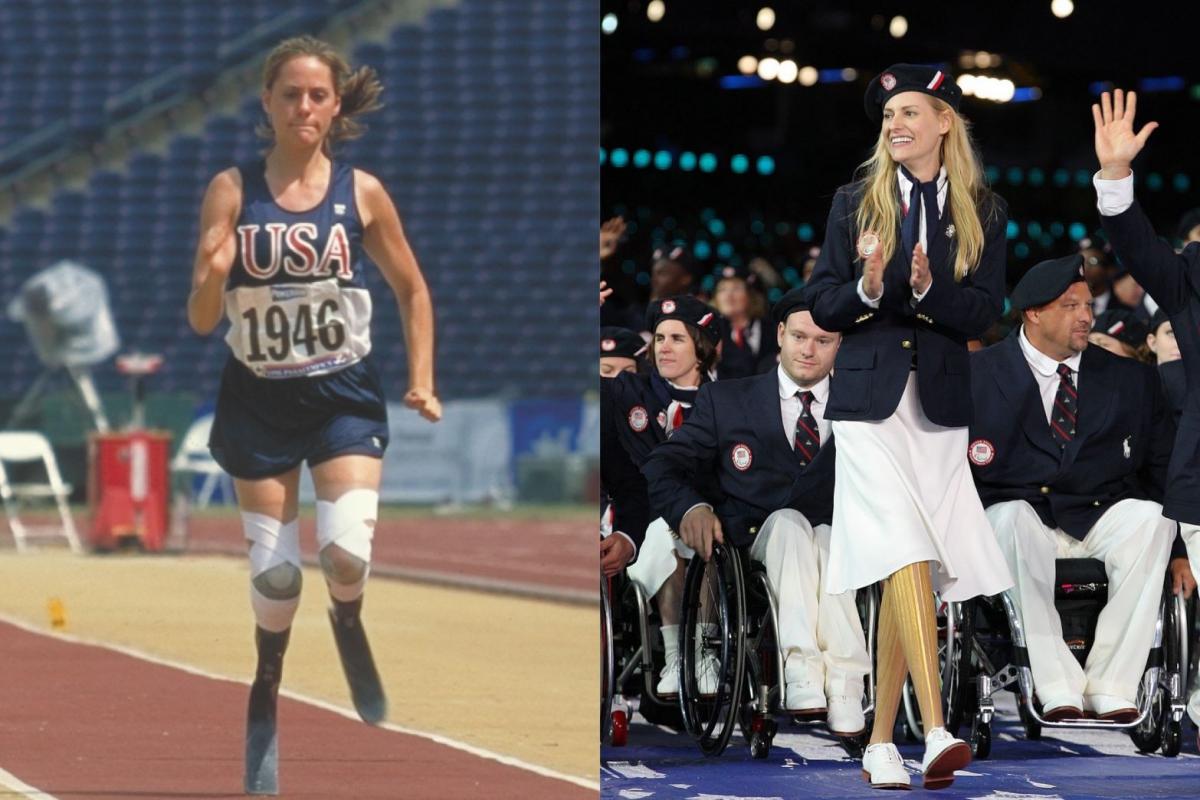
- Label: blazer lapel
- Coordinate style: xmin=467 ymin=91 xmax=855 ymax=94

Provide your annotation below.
xmin=1059 ymin=348 xmax=1115 ymax=471
xmin=750 ymin=372 xmax=794 ymax=459
xmin=993 ymin=336 xmax=1062 ymax=460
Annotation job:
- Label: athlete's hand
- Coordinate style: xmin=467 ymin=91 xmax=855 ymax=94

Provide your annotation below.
xmin=600 ymin=280 xmax=613 ymax=306
xmin=405 ymin=387 xmax=442 ymax=422
xmin=858 ymin=230 xmax=886 ymax=300
xmin=1092 ymin=89 xmax=1158 ymax=180
xmin=202 ymin=220 xmax=238 ymax=280
xmin=1171 ymin=556 xmax=1195 ymax=600
xmin=600 ymin=534 xmax=635 ymax=577
xmin=600 ymin=216 xmax=627 ymax=260
xmin=679 ymin=505 xmax=723 ymax=562
xmin=910 ymin=242 xmax=931 ymax=294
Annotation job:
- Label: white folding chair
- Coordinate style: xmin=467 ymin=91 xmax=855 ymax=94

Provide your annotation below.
xmin=171 ymin=414 xmax=232 ymax=508
xmin=0 ymin=431 xmax=82 ymax=553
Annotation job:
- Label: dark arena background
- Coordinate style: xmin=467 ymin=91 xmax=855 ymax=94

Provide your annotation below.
xmin=0 ymin=2 xmax=598 ymax=798
xmin=602 ymin=2 xmax=1200 ymax=798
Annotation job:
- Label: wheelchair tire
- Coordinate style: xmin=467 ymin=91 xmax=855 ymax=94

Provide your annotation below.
xmin=1017 ymin=700 xmax=1042 ymax=741
xmin=942 ymin=599 xmax=977 ymax=737
xmin=680 ymin=544 xmax=747 ymax=757
xmin=601 ymin=575 xmax=614 ymax=741
xmin=970 ymin=716 xmax=992 ymax=760
xmin=1161 ymin=718 xmax=1182 ymax=757
xmin=610 ymin=708 xmax=628 ymax=747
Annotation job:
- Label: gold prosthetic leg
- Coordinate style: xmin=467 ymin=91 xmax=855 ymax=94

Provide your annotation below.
xmin=868 ymin=578 xmax=908 ymax=745
xmin=888 ymin=561 xmax=944 ymax=733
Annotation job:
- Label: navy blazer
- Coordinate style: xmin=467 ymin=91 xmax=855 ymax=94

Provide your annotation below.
xmin=1102 ymin=202 xmax=1200 ymax=525
xmin=715 ymin=318 xmax=779 ymax=381
xmin=641 ymin=371 xmax=835 ymax=549
xmin=968 ymin=334 xmax=1173 ymax=539
xmin=806 ymin=182 xmax=1008 ymax=427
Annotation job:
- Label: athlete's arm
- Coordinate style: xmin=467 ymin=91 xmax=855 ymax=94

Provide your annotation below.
xmin=187 ymin=169 xmax=242 ymax=335
xmin=355 ymin=169 xmax=440 ymax=422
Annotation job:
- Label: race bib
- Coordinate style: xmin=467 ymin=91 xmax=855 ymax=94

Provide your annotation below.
xmin=225 ymin=280 xmax=372 ymax=378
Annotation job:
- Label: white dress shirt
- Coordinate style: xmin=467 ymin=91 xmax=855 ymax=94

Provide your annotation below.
xmin=857 ymin=166 xmax=945 ymax=306
xmin=1018 ymin=325 xmax=1083 ymax=425
xmin=1093 ymin=170 xmax=1135 ymax=217
xmin=777 ymin=365 xmax=831 ymax=448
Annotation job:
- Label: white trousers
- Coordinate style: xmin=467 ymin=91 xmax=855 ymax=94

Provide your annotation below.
xmin=987 ymin=499 xmax=1173 ymax=703
xmin=750 ymin=509 xmax=870 ymax=695
xmin=626 ymin=517 xmax=683 ymax=599
xmin=1178 ymin=523 xmax=1200 ymax=725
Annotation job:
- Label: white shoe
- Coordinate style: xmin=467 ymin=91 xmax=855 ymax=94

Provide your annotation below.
xmin=655 ymin=654 xmax=681 ymax=697
xmin=656 ymin=652 xmax=721 ymax=697
xmin=921 ymin=727 xmax=970 ymax=790
xmin=827 ymin=693 xmax=866 ymax=736
xmin=784 ymin=679 xmax=826 ymax=713
xmin=861 ymin=742 xmax=910 ymax=790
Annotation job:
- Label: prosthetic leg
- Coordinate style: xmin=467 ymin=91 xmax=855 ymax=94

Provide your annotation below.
xmin=328 ymin=595 xmax=386 ymax=724
xmin=245 ymin=626 xmax=290 ymax=795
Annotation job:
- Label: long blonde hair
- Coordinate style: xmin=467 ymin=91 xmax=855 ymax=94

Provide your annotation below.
xmin=853 ymin=96 xmax=994 ymax=281
xmin=257 ymin=36 xmax=384 ymax=155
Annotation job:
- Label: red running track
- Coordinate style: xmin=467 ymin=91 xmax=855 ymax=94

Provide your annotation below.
xmin=185 ymin=516 xmax=596 ymax=604
xmin=0 ymin=620 xmax=594 ymax=799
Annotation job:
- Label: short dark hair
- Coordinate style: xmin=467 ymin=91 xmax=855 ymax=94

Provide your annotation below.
xmin=650 ymin=320 xmax=721 ymax=375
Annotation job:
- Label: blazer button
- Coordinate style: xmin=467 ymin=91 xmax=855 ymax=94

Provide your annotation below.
xmin=901 ymin=340 xmax=913 ymax=349
xmin=1093 ymin=500 xmax=1101 ymax=506
xmin=1040 ymin=486 xmax=1051 ymax=495
xmin=749 ymin=526 xmax=758 ymax=535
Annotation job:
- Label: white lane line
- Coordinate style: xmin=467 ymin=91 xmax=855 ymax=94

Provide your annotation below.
xmin=0 ymin=614 xmax=598 ymax=792
xmin=0 ymin=766 xmax=58 ymax=800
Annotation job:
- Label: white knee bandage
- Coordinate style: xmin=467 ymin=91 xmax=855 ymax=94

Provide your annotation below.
xmin=244 ymin=512 xmax=303 ymax=577
xmin=316 ymin=489 xmax=378 ymax=564
xmin=244 ymin=513 xmax=302 ymax=633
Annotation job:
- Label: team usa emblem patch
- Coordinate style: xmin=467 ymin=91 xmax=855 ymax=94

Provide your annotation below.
xmin=628 ymin=406 xmax=649 ymax=432
xmin=968 ymin=439 xmax=995 ymax=466
xmin=881 ymin=72 xmax=897 ymax=91
xmin=601 ymin=338 xmax=616 ymax=352
xmin=731 ymin=443 xmax=753 ymax=471
xmin=656 ymin=410 xmax=668 ymax=429
xmin=661 ymin=299 xmax=677 ymax=313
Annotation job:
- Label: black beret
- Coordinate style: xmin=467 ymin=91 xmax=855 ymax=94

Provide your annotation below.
xmin=1092 ymin=309 xmax=1148 ymax=348
xmin=1149 ymin=308 xmax=1171 ymax=334
xmin=1010 ymin=254 xmax=1086 ymax=311
xmin=864 ymin=64 xmax=962 ymax=125
xmin=645 ymin=295 xmax=724 ymax=346
xmin=771 ymin=286 xmax=811 ymax=325
xmin=713 ymin=263 xmax=758 ymax=287
xmin=600 ymin=326 xmax=647 ymax=359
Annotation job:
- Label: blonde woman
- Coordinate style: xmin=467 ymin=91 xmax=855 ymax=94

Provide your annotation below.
xmin=805 ymin=64 xmax=1013 ymax=790
xmin=187 ymin=36 xmax=439 ymax=794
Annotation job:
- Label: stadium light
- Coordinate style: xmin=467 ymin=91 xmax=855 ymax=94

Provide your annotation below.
xmin=798 ymin=66 xmax=818 ymax=87
xmin=757 ymin=57 xmax=780 ymax=81
xmin=756 ymin=7 xmax=775 ymax=31
xmin=777 ymin=59 xmax=798 ymax=83
xmin=679 ymin=151 xmax=697 ymax=171
xmin=731 ymin=154 xmax=749 ymax=174
xmin=602 ymin=13 xmax=618 ymax=34
xmin=647 ymin=0 xmax=665 ymax=22
xmin=889 ymin=15 xmax=908 ymax=38
xmin=738 ymin=55 xmax=758 ymax=75
xmin=1051 ymin=0 xmax=1074 ymax=18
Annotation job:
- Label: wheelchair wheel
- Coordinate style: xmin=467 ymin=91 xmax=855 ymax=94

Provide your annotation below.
xmin=601 ymin=574 xmax=614 ymax=741
xmin=680 ymin=543 xmax=747 ymax=757
xmin=739 ymin=570 xmax=778 ymax=758
xmin=970 ymin=715 xmax=992 ymax=760
xmin=941 ymin=599 xmax=977 ymax=737
xmin=1017 ymin=699 xmax=1042 ymax=741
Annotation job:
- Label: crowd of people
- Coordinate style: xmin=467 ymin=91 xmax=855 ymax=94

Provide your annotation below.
xmin=600 ymin=66 xmax=1200 ymax=791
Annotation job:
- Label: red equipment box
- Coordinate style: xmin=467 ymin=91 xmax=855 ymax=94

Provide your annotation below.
xmin=88 ymin=431 xmax=171 ymax=551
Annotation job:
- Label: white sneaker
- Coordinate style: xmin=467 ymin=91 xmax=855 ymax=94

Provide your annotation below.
xmin=656 ymin=652 xmax=721 ymax=697
xmin=861 ymin=742 xmax=910 ymax=790
xmin=921 ymin=727 xmax=970 ymax=790
xmin=827 ymin=693 xmax=866 ymax=736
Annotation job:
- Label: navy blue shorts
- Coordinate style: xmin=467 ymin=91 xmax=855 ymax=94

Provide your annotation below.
xmin=209 ymin=356 xmax=390 ymax=480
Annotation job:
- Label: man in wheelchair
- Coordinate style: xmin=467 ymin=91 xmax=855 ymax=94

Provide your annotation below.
xmin=967 ymin=255 xmax=1176 ymax=723
xmin=642 ymin=288 xmax=871 ymax=736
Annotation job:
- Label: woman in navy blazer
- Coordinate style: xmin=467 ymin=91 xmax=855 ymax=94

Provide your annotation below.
xmin=805 ymin=63 xmax=1013 ymax=790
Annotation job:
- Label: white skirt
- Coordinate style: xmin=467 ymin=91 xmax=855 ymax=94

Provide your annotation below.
xmin=824 ymin=372 xmax=1014 ymax=602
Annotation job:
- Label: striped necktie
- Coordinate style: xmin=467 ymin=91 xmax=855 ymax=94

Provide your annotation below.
xmin=1050 ymin=363 xmax=1077 ymax=449
xmin=794 ymin=390 xmax=820 ymax=467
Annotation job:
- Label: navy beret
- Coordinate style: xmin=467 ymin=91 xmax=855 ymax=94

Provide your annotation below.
xmin=864 ymin=64 xmax=962 ymax=125
xmin=600 ymin=326 xmax=647 ymax=359
xmin=1092 ymin=309 xmax=1148 ymax=347
xmin=1010 ymin=254 xmax=1086 ymax=311
xmin=1149 ymin=308 xmax=1170 ymax=334
xmin=646 ymin=295 xmax=724 ymax=346
xmin=771 ymin=287 xmax=811 ymax=325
